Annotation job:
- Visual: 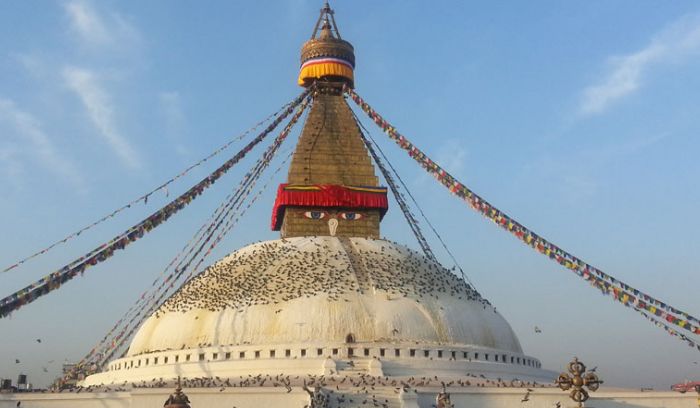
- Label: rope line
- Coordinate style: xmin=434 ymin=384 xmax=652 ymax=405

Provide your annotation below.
xmin=350 ymin=107 xmax=481 ymax=293
xmin=81 ymin=164 xmax=258 ymax=364
xmin=67 ymin=96 xmax=311 ymax=379
xmin=0 ymin=88 xmax=311 ymax=319
xmin=92 ymin=107 xmax=307 ymax=372
xmin=351 ymin=113 xmax=437 ymax=263
xmin=345 ymin=86 xmax=700 ymax=347
xmin=79 ymin=134 xmax=286 ymax=364
xmin=1 ymin=97 xmax=297 ymax=274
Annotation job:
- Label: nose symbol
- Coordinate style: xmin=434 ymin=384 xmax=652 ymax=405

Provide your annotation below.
xmin=328 ymin=218 xmax=338 ymax=236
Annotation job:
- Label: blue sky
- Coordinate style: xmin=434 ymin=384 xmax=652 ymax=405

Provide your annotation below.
xmin=1 ymin=0 xmax=699 ymax=388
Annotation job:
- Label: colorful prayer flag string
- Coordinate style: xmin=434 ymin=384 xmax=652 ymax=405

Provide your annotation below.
xmin=0 ymin=88 xmax=312 ymax=319
xmin=1 ymin=96 xmax=300 ymax=275
xmin=345 ymin=86 xmax=700 ymax=344
xmin=74 ymin=97 xmax=311 ymax=373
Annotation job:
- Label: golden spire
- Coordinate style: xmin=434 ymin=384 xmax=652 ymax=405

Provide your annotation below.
xmin=298 ymin=2 xmax=355 ymax=88
xmin=272 ymin=3 xmax=387 ymax=238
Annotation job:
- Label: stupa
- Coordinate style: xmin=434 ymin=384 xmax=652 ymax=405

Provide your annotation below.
xmin=2 ymin=3 xmax=696 ymax=408
xmin=82 ymin=2 xmax=552 ymax=389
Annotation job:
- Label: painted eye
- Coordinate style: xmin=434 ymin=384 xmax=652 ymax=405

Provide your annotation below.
xmin=304 ymin=211 xmax=326 ymax=220
xmin=340 ymin=212 xmax=363 ymax=221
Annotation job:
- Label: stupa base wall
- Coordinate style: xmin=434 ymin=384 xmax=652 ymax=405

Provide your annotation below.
xmin=1 ymin=387 xmax=696 ymax=408
xmin=89 ymin=336 xmax=548 ymax=387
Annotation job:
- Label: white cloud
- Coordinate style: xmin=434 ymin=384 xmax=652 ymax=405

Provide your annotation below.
xmin=0 ymin=150 xmax=28 ymax=198
xmin=0 ymin=145 xmax=21 ymax=174
xmin=579 ymin=13 xmax=700 ymax=116
xmin=14 ymin=53 xmax=47 ymax=80
xmin=435 ymin=139 xmax=468 ymax=178
xmin=63 ymin=0 xmax=141 ymax=51
xmin=159 ymin=91 xmax=189 ymax=157
xmin=522 ymin=132 xmax=667 ymax=203
xmin=63 ymin=67 xmax=141 ymax=169
xmin=64 ymin=0 xmax=110 ymax=45
xmin=580 ymin=46 xmax=663 ymax=116
xmin=0 ymin=98 xmax=85 ymax=189
xmin=413 ymin=138 xmax=468 ymax=188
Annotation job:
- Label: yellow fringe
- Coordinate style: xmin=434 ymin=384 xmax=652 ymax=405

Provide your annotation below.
xmin=298 ymin=62 xmax=354 ymax=86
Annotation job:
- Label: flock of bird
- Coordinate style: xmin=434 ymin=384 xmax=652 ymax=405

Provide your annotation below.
xmin=50 ymin=372 xmax=556 ymax=404
xmin=7 ymin=236 xmax=580 ymax=407
xmin=10 ymin=238 xmax=552 ymax=405
xmin=158 ymin=237 xmax=487 ymax=318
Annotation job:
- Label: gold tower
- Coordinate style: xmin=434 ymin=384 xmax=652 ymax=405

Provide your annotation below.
xmin=272 ymin=3 xmax=388 ymax=238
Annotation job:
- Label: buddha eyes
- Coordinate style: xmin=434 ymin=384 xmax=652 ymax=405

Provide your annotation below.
xmin=340 ymin=212 xmax=363 ymax=221
xmin=304 ymin=211 xmax=327 ymax=220
xmin=302 ymin=211 xmax=363 ymax=220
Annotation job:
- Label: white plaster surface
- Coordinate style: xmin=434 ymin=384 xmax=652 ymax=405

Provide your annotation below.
xmin=1 ymin=387 xmax=696 ymax=408
xmin=84 ymin=237 xmax=554 ymax=386
xmin=45 ymin=238 xmax=694 ymax=407
xmin=129 ymin=237 xmax=522 ymax=356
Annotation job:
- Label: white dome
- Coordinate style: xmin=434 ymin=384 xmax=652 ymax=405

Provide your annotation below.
xmin=128 ymin=236 xmax=522 ymax=356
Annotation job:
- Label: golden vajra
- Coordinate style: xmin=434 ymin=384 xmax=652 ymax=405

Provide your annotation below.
xmin=555 ymin=357 xmax=603 ymax=407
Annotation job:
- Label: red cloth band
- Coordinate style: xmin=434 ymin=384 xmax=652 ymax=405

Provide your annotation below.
xmin=271 ymin=184 xmax=389 ymax=230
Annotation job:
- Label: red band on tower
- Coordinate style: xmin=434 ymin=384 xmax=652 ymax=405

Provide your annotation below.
xmin=271 ymin=184 xmax=388 ymax=230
